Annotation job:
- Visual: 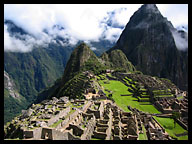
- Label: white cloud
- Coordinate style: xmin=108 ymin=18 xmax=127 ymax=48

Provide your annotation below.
xmin=4 ymin=24 xmax=33 ymax=52
xmin=103 ymin=27 xmax=122 ymax=43
xmin=171 ymin=30 xmax=188 ymax=51
xmin=90 ymin=47 xmax=97 ymax=51
xmin=4 ymin=4 xmax=188 ymax=52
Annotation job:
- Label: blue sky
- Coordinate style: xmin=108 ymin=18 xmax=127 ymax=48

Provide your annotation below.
xmin=4 ymin=4 xmax=188 ymax=52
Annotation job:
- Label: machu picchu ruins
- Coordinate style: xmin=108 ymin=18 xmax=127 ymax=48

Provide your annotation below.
xmin=4 ymin=70 xmax=188 ymax=140
xmin=4 ymin=4 xmax=188 ymax=141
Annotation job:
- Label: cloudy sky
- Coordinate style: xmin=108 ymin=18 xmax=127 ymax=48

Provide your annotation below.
xmin=4 ymin=4 xmax=188 ymax=52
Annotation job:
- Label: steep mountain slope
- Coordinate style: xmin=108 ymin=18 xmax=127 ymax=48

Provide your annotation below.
xmin=110 ymin=4 xmax=188 ymax=90
xmin=62 ymin=43 xmax=104 ymax=83
xmin=35 ymin=42 xmax=135 ymax=102
xmin=4 ymin=71 xmax=28 ymax=123
xmin=4 ymin=45 xmax=72 ymax=103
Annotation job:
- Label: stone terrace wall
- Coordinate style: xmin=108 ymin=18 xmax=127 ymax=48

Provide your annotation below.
xmin=99 ymin=101 xmax=104 ymax=118
xmin=52 ymin=130 xmax=69 ymax=140
xmin=82 ymin=101 xmax=92 ymax=112
xmin=33 ymin=127 xmax=42 ymax=140
xmin=81 ymin=116 xmax=96 ymax=140
xmin=47 ymin=106 xmax=71 ymax=126
xmin=57 ymin=110 xmax=80 ymax=130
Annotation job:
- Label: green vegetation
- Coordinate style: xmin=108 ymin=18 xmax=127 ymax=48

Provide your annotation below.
xmin=4 ymin=89 xmax=28 ymax=124
xmin=91 ymin=138 xmax=102 ymax=140
xmin=56 ymin=73 xmax=90 ymax=99
xmin=171 ymin=112 xmax=181 ymax=128
xmin=153 ymin=116 xmax=188 ymax=140
xmin=98 ymin=78 xmax=160 ymax=114
xmin=4 ymin=45 xmax=73 ymax=123
xmin=50 ymin=119 xmax=63 ymax=128
xmin=47 ymin=105 xmax=52 ymax=108
xmin=141 ymin=124 xmax=148 ymax=140
xmin=100 ymin=49 xmax=136 ymax=72
xmin=177 ymin=95 xmax=184 ymax=100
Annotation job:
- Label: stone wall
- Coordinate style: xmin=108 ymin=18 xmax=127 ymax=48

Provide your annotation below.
xmin=93 ymin=131 xmax=107 ymax=139
xmin=175 ymin=119 xmax=188 ymax=130
xmin=33 ymin=127 xmax=42 ymax=140
xmin=81 ymin=116 xmax=96 ymax=140
xmin=56 ymin=110 xmax=79 ymax=130
xmin=82 ymin=101 xmax=92 ymax=112
xmin=23 ymin=130 xmax=33 ymax=139
xmin=99 ymin=101 xmax=104 ymax=118
xmin=67 ymin=124 xmax=84 ymax=136
xmin=151 ymin=117 xmax=165 ymax=133
xmin=47 ymin=106 xmax=71 ymax=126
xmin=52 ymin=129 xmax=69 ymax=140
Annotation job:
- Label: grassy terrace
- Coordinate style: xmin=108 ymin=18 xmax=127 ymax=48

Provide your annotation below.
xmin=123 ymin=77 xmax=136 ymax=89
xmin=153 ymin=89 xmax=174 ymax=98
xmin=98 ymin=78 xmax=160 ymax=114
xmin=98 ymin=75 xmax=188 ymax=140
xmin=139 ymin=124 xmax=148 ymax=140
xmin=153 ymin=116 xmax=188 ymax=140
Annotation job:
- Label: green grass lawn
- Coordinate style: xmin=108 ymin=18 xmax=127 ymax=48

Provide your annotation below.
xmin=99 ymin=80 xmax=160 ymax=114
xmin=153 ymin=116 xmax=188 ymax=140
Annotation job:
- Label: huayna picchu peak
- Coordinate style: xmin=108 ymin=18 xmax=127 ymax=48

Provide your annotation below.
xmin=111 ymin=4 xmax=188 ymax=91
xmin=4 ymin=4 xmax=188 ymax=140
xmin=35 ymin=42 xmax=136 ymax=101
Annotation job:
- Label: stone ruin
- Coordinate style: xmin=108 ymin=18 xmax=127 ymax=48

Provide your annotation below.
xmin=154 ymin=94 xmax=188 ymax=130
xmin=17 ymin=98 xmax=140 ymax=140
xmin=5 ymin=84 xmax=187 ymax=140
xmin=127 ymin=106 xmax=172 ymax=140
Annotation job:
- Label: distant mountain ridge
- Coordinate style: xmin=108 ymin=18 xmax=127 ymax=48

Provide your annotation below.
xmin=110 ymin=4 xmax=188 ymax=90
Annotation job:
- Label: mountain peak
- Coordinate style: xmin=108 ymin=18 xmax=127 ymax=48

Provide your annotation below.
xmin=141 ymin=4 xmax=160 ymax=14
xmin=62 ymin=42 xmax=98 ymax=82
xmin=112 ymin=4 xmax=188 ymax=90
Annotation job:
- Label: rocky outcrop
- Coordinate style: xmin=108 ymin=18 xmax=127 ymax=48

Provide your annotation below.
xmin=4 ymin=71 xmax=20 ymax=99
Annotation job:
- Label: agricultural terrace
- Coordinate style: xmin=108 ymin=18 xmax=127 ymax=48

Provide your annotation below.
xmin=97 ymin=74 xmax=160 ymax=114
xmin=153 ymin=116 xmax=188 ymax=140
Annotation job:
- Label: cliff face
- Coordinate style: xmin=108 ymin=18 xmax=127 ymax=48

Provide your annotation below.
xmin=111 ymin=4 xmax=188 ymax=90
xmin=4 ymin=71 xmax=29 ymax=124
xmin=4 ymin=71 xmax=20 ymax=99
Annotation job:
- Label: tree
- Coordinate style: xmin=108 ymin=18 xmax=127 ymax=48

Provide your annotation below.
xmin=171 ymin=111 xmax=181 ymax=128
xmin=108 ymin=93 xmax=112 ymax=98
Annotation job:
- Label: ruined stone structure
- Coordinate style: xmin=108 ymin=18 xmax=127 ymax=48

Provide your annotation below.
xmin=128 ymin=106 xmax=172 ymax=140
